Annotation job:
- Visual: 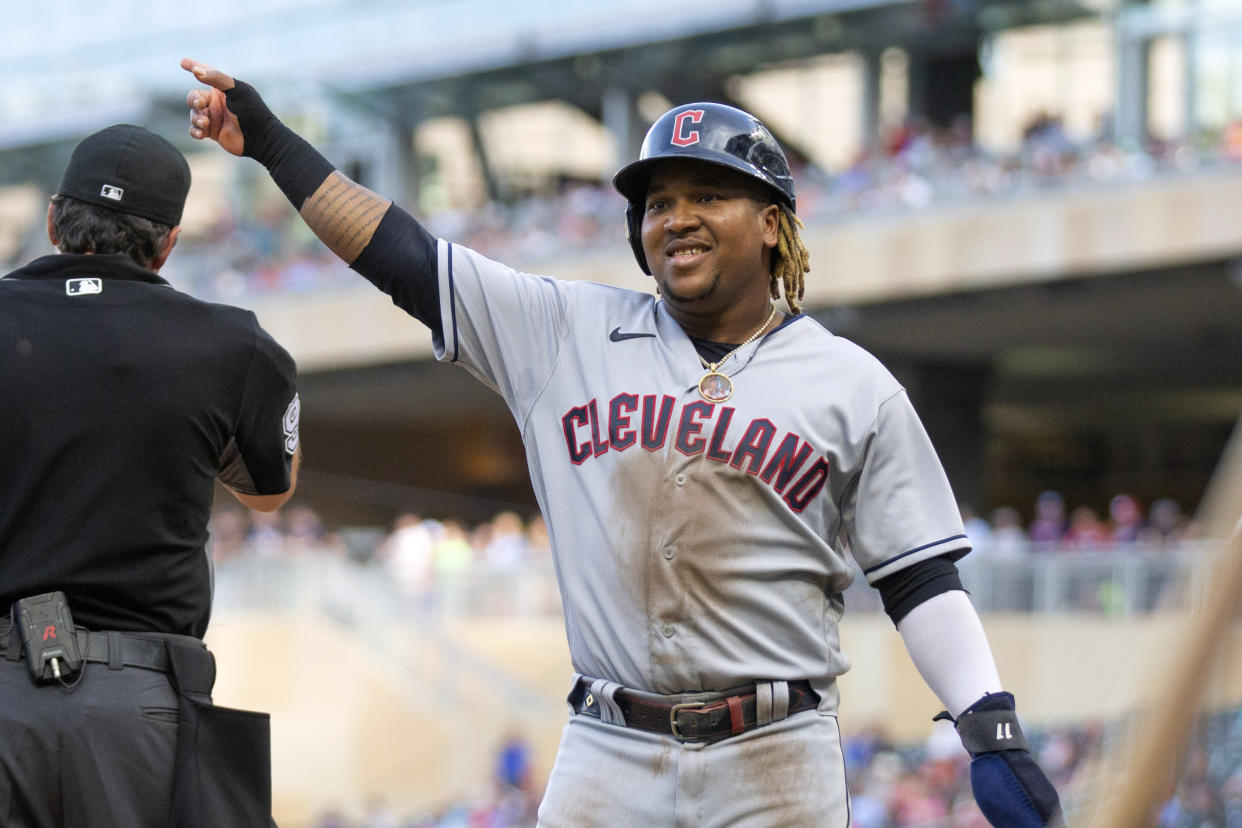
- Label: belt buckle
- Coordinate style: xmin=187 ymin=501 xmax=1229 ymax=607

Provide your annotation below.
xmin=669 ymin=700 xmax=706 ymax=740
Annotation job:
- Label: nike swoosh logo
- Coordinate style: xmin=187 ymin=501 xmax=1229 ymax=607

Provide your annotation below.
xmin=609 ymin=327 xmax=656 ymax=342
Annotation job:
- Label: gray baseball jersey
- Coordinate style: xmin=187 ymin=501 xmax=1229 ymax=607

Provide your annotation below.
xmin=434 ymin=240 xmax=969 ymax=705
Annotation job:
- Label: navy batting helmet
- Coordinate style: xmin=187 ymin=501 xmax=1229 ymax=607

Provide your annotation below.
xmin=613 ymin=102 xmax=796 ymax=274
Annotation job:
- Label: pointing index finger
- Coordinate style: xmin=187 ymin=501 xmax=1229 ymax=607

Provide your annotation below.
xmin=179 ymin=57 xmax=236 ymax=92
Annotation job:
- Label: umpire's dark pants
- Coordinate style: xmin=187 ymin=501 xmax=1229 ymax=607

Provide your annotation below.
xmin=0 ymin=651 xmax=180 ymax=827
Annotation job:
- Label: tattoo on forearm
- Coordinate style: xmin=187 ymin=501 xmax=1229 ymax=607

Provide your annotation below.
xmin=300 ymin=171 xmax=392 ymax=264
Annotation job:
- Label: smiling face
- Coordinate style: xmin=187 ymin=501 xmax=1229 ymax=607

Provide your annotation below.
xmin=640 ymin=158 xmax=780 ymax=335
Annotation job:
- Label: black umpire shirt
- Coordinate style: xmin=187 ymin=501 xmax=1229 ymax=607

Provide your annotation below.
xmin=0 ymin=253 xmax=298 ymax=638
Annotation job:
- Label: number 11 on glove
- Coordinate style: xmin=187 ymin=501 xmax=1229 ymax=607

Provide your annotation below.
xmin=935 ymin=692 xmax=1066 ymax=828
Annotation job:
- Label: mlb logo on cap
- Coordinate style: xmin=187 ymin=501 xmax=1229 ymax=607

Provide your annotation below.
xmin=56 ymin=125 xmax=190 ymax=226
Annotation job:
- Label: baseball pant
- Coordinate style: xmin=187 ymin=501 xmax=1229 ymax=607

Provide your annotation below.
xmin=537 ymin=707 xmax=851 ymax=827
xmin=0 ymin=659 xmax=179 ymax=828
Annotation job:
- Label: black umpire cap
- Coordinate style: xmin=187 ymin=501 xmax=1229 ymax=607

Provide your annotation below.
xmin=57 ymin=124 xmax=192 ymax=227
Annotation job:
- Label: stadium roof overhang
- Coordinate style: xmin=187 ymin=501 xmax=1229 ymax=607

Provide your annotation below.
xmin=328 ymin=0 xmax=1098 ymax=126
xmin=298 ymin=256 xmax=1242 ymax=429
xmin=0 ymin=0 xmax=1095 ymax=189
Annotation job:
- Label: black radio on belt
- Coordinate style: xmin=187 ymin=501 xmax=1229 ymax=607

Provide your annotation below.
xmin=13 ymin=591 xmax=83 ymax=682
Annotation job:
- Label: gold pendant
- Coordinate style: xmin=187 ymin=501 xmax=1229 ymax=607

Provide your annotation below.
xmin=698 ymin=370 xmax=733 ymax=403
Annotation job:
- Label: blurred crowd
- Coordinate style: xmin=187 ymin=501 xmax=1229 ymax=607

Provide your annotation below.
xmin=305 ymin=704 xmax=1242 ymax=827
xmin=961 ymin=489 xmax=1195 ymax=557
xmin=208 ymin=502 xmax=350 ymax=562
xmin=210 ymin=487 xmax=1204 ymax=619
xmin=208 ymin=502 xmax=555 ymax=602
xmin=158 ymin=112 xmax=1242 ymax=302
xmin=8 ymin=112 xmax=1242 ymax=301
xmin=208 ymin=487 xmax=1196 ymax=572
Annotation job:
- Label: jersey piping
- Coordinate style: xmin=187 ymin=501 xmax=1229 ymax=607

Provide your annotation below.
xmin=863 ymin=534 xmax=969 ymax=576
xmin=447 ymin=243 xmax=460 ymax=363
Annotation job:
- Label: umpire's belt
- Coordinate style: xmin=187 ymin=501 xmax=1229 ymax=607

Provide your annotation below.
xmin=570 ymin=677 xmax=819 ymax=744
xmin=1 ymin=620 xmax=172 ymax=674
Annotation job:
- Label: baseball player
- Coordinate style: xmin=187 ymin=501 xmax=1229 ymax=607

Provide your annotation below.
xmin=184 ymin=58 xmax=1063 ymax=827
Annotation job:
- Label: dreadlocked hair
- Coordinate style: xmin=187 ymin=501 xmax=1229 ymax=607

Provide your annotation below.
xmin=770 ymin=205 xmax=810 ymax=314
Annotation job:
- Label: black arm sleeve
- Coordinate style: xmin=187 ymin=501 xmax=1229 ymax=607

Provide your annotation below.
xmin=349 ymin=206 xmax=441 ymax=337
xmin=874 ymin=553 xmax=966 ymax=626
xmin=223 ymin=79 xmax=442 ymax=337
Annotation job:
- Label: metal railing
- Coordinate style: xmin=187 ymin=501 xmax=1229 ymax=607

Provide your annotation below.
xmin=955 ymin=543 xmax=1215 ymax=615
xmin=212 ymin=540 xmax=1222 ymax=621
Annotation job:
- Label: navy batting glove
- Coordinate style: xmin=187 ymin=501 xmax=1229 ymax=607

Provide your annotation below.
xmin=935 ymin=692 xmax=1066 ymax=828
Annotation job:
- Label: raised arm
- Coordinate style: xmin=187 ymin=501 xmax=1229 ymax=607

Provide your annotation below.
xmin=183 ymin=60 xmax=388 ymax=263
xmin=181 ymin=59 xmax=441 ymax=329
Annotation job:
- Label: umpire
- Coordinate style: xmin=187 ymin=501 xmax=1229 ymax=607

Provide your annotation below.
xmin=0 ymin=125 xmax=300 ymax=827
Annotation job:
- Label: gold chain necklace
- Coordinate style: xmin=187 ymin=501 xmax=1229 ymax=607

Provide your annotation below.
xmin=695 ymin=304 xmax=777 ymax=403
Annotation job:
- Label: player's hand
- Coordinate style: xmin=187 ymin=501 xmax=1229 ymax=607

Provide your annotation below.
xmin=181 ymin=58 xmax=243 ymax=156
xmin=940 ymin=692 xmax=1065 ymax=827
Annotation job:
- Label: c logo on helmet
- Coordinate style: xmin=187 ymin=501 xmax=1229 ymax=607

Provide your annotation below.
xmin=671 ymin=110 xmax=705 ymax=147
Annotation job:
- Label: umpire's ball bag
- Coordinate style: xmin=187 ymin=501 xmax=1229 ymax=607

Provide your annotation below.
xmin=165 ymin=638 xmax=274 ymax=828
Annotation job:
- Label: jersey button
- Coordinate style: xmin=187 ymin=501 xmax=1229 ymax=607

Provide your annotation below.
xmin=661 ymin=624 xmax=675 ymax=638
xmin=674 ymin=473 xmax=687 ymax=486
xmin=663 ymin=546 xmax=676 ymax=561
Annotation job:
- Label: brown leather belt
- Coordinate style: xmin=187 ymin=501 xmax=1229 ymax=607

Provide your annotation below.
xmin=1 ymin=620 xmax=174 ymax=674
xmin=570 ymin=678 xmax=819 ymax=744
